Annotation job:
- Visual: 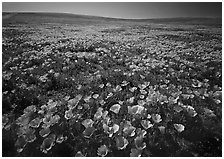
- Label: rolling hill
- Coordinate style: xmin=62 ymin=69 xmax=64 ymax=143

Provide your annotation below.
xmin=2 ymin=12 xmax=222 ymax=27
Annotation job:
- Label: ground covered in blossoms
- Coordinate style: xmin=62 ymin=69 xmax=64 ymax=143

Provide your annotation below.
xmin=2 ymin=13 xmax=222 ymax=157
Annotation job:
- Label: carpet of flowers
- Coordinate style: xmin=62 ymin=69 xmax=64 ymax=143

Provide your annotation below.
xmin=2 ymin=19 xmax=222 ymax=157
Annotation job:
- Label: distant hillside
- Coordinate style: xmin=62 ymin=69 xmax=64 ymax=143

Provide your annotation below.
xmin=2 ymin=12 xmax=222 ymax=27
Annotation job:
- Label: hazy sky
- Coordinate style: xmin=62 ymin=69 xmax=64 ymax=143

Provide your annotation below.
xmin=2 ymin=2 xmax=222 ymax=19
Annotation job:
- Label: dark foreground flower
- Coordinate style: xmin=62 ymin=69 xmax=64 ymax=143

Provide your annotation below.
xmin=39 ymin=127 xmax=51 ymax=138
xmin=40 ymin=134 xmax=56 ymax=154
xmin=186 ymin=105 xmax=197 ymax=117
xmin=16 ymin=114 xmax=30 ymax=126
xmin=174 ymin=124 xmax=185 ymax=133
xmin=128 ymin=105 xmax=145 ymax=115
xmin=173 ymin=105 xmax=183 ymax=113
xmin=130 ymin=148 xmax=142 ymax=157
xmin=136 ymin=128 xmax=147 ymax=137
xmin=75 ymin=151 xmax=85 ymax=157
xmin=24 ymin=132 xmax=36 ymax=143
xmin=82 ymin=119 xmax=94 ymax=128
xmin=97 ymin=145 xmax=109 ymax=157
xmin=134 ymin=136 xmax=146 ymax=150
xmin=23 ymin=105 xmax=37 ymax=114
xmin=141 ymin=120 xmax=153 ymax=130
xmin=115 ymin=136 xmax=129 ymax=150
xmin=64 ymin=109 xmax=73 ymax=120
xmin=68 ymin=94 xmax=82 ymax=109
xmin=2 ymin=114 xmax=9 ymax=128
xmin=29 ymin=117 xmax=42 ymax=128
xmin=15 ymin=135 xmax=27 ymax=153
xmin=158 ymin=126 xmax=166 ymax=134
xmin=50 ymin=114 xmax=61 ymax=125
xmin=110 ymin=104 xmax=121 ymax=114
xmin=83 ymin=126 xmax=96 ymax=138
xmin=151 ymin=114 xmax=162 ymax=123
xmin=123 ymin=125 xmax=136 ymax=137
xmin=94 ymin=107 xmax=103 ymax=120
xmin=56 ymin=134 xmax=67 ymax=144
xmin=203 ymin=108 xmax=216 ymax=117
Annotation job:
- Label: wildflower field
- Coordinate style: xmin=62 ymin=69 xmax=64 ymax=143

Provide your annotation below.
xmin=2 ymin=13 xmax=222 ymax=157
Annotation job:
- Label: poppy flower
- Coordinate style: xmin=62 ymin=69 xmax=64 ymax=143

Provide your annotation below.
xmin=99 ymin=83 xmax=105 ymax=88
xmin=83 ymin=103 xmax=90 ymax=109
xmin=48 ymin=106 xmax=58 ymax=115
xmin=138 ymin=83 xmax=147 ymax=90
xmin=140 ymin=89 xmax=147 ymax=95
xmin=16 ymin=114 xmax=30 ymax=126
xmin=214 ymin=99 xmax=221 ymax=104
xmin=141 ymin=120 xmax=153 ymax=129
xmin=129 ymin=87 xmax=137 ymax=92
xmin=168 ymin=96 xmax=179 ymax=105
xmin=23 ymin=105 xmax=37 ymax=114
xmin=75 ymin=151 xmax=85 ymax=157
xmin=94 ymin=107 xmax=103 ymax=120
xmin=24 ymin=132 xmax=36 ymax=143
xmin=29 ymin=117 xmax=42 ymax=128
xmin=173 ymin=105 xmax=183 ymax=113
xmin=115 ymin=136 xmax=129 ymax=150
xmin=112 ymin=124 xmax=120 ymax=133
xmin=102 ymin=110 xmax=109 ymax=119
xmin=110 ymin=104 xmax=121 ymax=114
xmin=2 ymin=115 xmax=9 ymax=129
xmin=158 ymin=94 xmax=168 ymax=104
xmin=68 ymin=94 xmax=82 ymax=109
xmin=83 ymin=95 xmax=92 ymax=103
xmin=92 ymin=94 xmax=99 ymax=99
xmin=138 ymin=100 xmax=146 ymax=106
xmin=213 ymin=90 xmax=222 ymax=98
xmin=127 ymin=97 xmax=135 ymax=103
xmin=83 ymin=126 xmax=96 ymax=138
xmin=113 ymin=85 xmax=122 ymax=92
xmin=64 ymin=109 xmax=73 ymax=120
xmin=82 ymin=119 xmax=94 ymax=128
xmin=147 ymin=114 xmax=151 ymax=119
xmin=38 ymin=105 xmax=48 ymax=114
xmin=99 ymin=99 xmax=106 ymax=106
xmin=139 ymin=95 xmax=145 ymax=99
xmin=136 ymin=128 xmax=147 ymax=137
xmin=39 ymin=127 xmax=51 ymax=138
xmin=43 ymin=114 xmax=53 ymax=124
xmin=103 ymin=123 xmax=109 ymax=134
xmin=97 ymin=145 xmax=109 ymax=157
xmin=118 ymin=100 xmax=124 ymax=105
xmin=121 ymin=80 xmax=129 ymax=86
xmin=128 ymin=105 xmax=145 ymax=115
xmin=40 ymin=134 xmax=56 ymax=154
xmin=134 ymin=136 xmax=146 ymax=150
xmin=130 ymin=148 xmax=142 ymax=157
xmin=151 ymin=114 xmax=162 ymax=123
xmin=77 ymin=84 xmax=82 ymax=90
xmin=56 ymin=134 xmax=67 ymax=144
xmin=106 ymin=92 xmax=113 ymax=99
xmin=47 ymin=100 xmax=58 ymax=109
xmin=64 ymin=95 xmax=70 ymax=101
xmin=186 ymin=105 xmax=197 ymax=117
xmin=203 ymin=108 xmax=216 ymax=117
xmin=174 ymin=124 xmax=185 ymax=133
xmin=158 ymin=126 xmax=166 ymax=134
xmin=123 ymin=123 xmax=136 ymax=137
xmin=106 ymin=82 xmax=112 ymax=87
xmin=50 ymin=114 xmax=60 ymax=125
xmin=15 ymin=136 xmax=27 ymax=153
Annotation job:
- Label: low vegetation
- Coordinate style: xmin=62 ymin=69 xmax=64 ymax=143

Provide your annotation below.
xmin=2 ymin=13 xmax=222 ymax=157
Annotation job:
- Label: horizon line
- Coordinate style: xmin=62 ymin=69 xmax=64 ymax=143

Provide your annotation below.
xmin=3 ymin=11 xmax=222 ymax=20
